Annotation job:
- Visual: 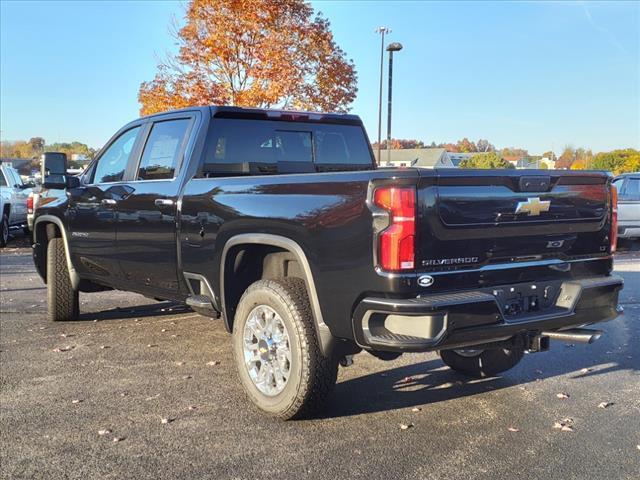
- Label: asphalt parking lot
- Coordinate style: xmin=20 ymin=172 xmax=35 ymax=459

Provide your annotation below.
xmin=1 ymin=235 xmax=639 ymax=480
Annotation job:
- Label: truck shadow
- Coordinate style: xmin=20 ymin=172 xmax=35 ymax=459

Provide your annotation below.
xmin=324 ymin=347 xmax=638 ymax=419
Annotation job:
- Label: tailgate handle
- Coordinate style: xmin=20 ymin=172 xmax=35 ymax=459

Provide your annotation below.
xmin=519 ymin=176 xmax=550 ymax=192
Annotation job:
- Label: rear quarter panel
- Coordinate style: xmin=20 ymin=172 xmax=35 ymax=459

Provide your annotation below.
xmin=179 ymin=169 xmax=420 ymax=338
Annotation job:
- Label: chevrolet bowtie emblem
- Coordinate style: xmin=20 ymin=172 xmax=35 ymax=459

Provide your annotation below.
xmin=515 ymin=197 xmax=551 ymax=216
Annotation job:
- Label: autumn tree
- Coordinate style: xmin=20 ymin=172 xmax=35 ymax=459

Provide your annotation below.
xmin=372 ymin=138 xmax=425 ymax=150
xmin=138 ymin=0 xmax=357 ymax=115
xmin=459 ymin=152 xmax=514 ymax=169
xmin=476 ymin=139 xmax=495 ymax=152
xmin=589 ymin=149 xmax=640 ymax=175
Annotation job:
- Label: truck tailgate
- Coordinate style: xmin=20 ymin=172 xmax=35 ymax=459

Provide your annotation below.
xmin=415 ymin=169 xmax=613 ymax=271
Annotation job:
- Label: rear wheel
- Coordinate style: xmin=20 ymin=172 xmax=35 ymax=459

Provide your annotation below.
xmin=440 ymin=347 xmax=524 ymax=378
xmin=47 ymin=237 xmax=79 ymax=321
xmin=0 ymin=213 xmax=9 ymax=247
xmin=232 ymin=278 xmax=338 ymax=419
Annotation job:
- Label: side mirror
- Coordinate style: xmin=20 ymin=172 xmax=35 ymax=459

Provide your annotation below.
xmin=43 ymin=174 xmax=67 ymax=189
xmin=41 ymin=152 xmax=69 ymax=189
xmin=42 ymin=175 xmax=80 ymax=190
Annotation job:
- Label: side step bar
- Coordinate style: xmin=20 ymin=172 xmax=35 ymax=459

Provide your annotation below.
xmin=186 ymin=295 xmax=219 ymax=318
xmin=541 ymin=328 xmax=603 ymax=344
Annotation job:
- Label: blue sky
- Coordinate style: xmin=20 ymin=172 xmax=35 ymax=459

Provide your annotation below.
xmin=1 ymin=0 xmax=638 ymax=154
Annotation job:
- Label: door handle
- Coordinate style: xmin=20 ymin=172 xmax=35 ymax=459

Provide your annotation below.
xmin=101 ymin=199 xmax=117 ymax=206
xmin=154 ymin=199 xmax=175 ymax=208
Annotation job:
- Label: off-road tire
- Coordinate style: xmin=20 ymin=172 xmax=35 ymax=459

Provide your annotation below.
xmin=0 ymin=213 xmax=9 ymax=247
xmin=47 ymin=237 xmax=79 ymax=321
xmin=440 ymin=347 xmax=524 ymax=378
xmin=232 ymin=278 xmax=338 ymax=420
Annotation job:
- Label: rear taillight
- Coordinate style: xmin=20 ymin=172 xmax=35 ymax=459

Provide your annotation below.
xmin=610 ymin=184 xmax=618 ymax=253
xmin=373 ymin=187 xmax=416 ymax=271
xmin=27 ymin=193 xmax=34 ymax=214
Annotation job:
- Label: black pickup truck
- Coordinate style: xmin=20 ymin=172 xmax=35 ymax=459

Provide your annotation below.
xmin=33 ymin=106 xmax=623 ymax=419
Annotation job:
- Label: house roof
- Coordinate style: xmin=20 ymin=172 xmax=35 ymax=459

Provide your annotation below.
xmin=374 ymin=148 xmax=449 ymax=167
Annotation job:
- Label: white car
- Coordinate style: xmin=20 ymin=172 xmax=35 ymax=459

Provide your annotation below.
xmin=613 ymin=173 xmax=640 ymax=240
xmin=0 ymin=163 xmax=31 ymax=247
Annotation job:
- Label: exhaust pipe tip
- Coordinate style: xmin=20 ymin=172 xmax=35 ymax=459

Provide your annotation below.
xmin=542 ymin=328 xmax=603 ymax=344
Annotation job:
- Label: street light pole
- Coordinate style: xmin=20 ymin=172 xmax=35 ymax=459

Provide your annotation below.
xmin=386 ymin=42 xmax=403 ymax=166
xmin=375 ymin=27 xmax=390 ymax=166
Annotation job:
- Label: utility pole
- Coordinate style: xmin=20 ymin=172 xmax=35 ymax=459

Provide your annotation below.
xmin=375 ymin=27 xmax=390 ymax=166
xmin=386 ymin=42 xmax=403 ymax=166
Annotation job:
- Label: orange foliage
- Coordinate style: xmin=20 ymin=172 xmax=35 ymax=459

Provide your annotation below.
xmin=139 ymin=0 xmax=357 ymax=116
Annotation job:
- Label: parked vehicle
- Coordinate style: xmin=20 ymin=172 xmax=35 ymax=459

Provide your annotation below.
xmin=0 ymin=162 xmax=31 ymax=247
xmin=33 ymin=107 xmax=623 ymax=419
xmin=612 ymin=173 xmax=640 ymax=240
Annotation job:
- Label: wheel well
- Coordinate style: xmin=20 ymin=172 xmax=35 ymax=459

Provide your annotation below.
xmin=33 ymin=221 xmax=62 ymax=282
xmin=222 ymin=244 xmax=305 ymax=331
xmin=2 ymin=203 xmax=9 ymax=217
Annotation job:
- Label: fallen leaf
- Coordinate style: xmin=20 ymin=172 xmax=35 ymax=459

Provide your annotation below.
xmin=182 ymin=375 xmax=192 ymax=380
xmin=98 ymin=429 xmax=111 ymax=436
xmin=508 ymin=427 xmax=519 ymax=432
xmin=556 ymin=392 xmax=570 ymax=399
xmin=411 ymin=407 xmax=422 ymax=412
xmin=580 ymin=367 xmax=593 ymax=374
xmin=161 ymin=417 xmax=173 ymax=424
xmin=71 ymin=399 xmax=82 ymax=404
xmin=188 ymin=405 xmax=197 ymax=410
xmin=561 ymin=425 xmax=574 ymax=432
xmin=399 ymin=423 xmax=413 ymax=430
xmin=598 ymin=402 xmax=614 ymax=409
xmin=112 ymin=437 xmax=124 ymax=443
xmin=53 ymin=346 xmax=73 ymax=352
xmin=100 ymin=345 xmax=109 ymax=349
xmin=147 ymin=344 xmax=157 ymax=348
xmin=206 ymin=361 xmax=220 ymax=366
xmin=176 ymin=362 xmax=185 ymax=366
xmin=161 ymin=329 xmax=167 ymax=333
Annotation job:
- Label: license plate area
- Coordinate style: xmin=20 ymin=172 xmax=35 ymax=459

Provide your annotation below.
xmin=486 ymin=280 xmax=564 ymax=322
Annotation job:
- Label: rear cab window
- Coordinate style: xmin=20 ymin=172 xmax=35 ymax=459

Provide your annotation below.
xmin=198 ymin=117 xmax=373 ymax=177
xmin=137 ymin=119 xmax=190 ymax=180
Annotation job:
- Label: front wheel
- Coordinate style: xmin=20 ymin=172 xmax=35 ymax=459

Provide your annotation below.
xmin=440 ymin=347 xmax=524 ymax=378
xmin=47 ymin=237 xmax=79 ymax=321
xmin=232 ymin=278 xmax=338 ymax=420
xmin=0 ymin=213 xmax=9 ymax=247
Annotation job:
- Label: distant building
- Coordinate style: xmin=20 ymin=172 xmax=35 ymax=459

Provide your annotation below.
xmin=373 ymin=148 xmax=455 ymax=168
xmin=446 ymin=152 xmax=476 ymax=167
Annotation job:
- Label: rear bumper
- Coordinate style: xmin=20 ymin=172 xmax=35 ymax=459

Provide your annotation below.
xmin=352 ymin=275 xmax=624 ymax=352
xmin=618 ymin=224 xmax=640 ymax=239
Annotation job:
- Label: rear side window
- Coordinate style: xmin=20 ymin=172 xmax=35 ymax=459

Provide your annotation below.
xmin=137 ymin=119 xmax=190 ymax=180
xmin=624 ymin=178 xmax=639 ymax=200
xmin=0 ymin=171 xmax=7 ymax=187
xmin=199 ymin=118 xmax=372 ymax=177
xmin=93 ymin=127 xmax=140 ymax=184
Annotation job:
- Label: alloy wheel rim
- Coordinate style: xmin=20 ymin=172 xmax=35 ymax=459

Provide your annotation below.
xmin=242 ymin=305 xmax=291 ymax=396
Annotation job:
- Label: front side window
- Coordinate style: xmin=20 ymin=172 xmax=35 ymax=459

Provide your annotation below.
xmin=93 ymin=127 xmax=140 ymax=184
xmin=137 ymin=119 xmax=190 ymax=180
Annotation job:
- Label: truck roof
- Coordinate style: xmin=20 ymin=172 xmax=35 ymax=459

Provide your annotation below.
xmin=139 ymin=105 xmax=363 ymax=126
